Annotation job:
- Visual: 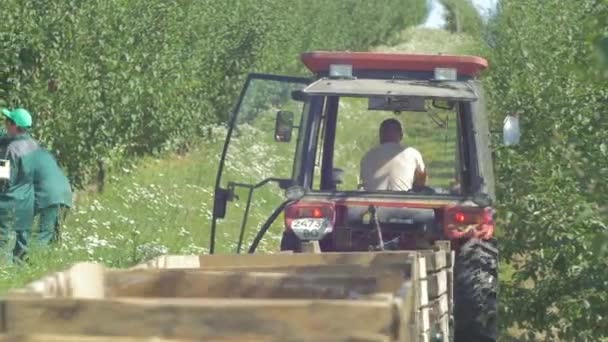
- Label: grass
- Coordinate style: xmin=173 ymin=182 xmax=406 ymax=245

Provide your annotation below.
xmin=0 ymin=28 xmax=494 ymax=297
xmin=0 ymin=138 xmax=223 ymax=292
xmin=374 ymin=26 xmax=485 ymax=55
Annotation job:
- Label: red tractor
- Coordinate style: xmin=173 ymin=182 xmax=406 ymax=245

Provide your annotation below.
xmin=211 ymin=52 xmax=512 ymax=341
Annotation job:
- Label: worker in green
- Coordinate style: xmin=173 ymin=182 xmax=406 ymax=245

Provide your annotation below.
xmin=31 ymin=147 xmax=73 ymax=245
xmin=0 ymin=107 xmax=39 ymax=263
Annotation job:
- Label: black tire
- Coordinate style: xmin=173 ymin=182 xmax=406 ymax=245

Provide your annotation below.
xmin=453 ymin=238 xmax=498 ymax=342
xmin=279 ymin=230 xmax=302 ymax=252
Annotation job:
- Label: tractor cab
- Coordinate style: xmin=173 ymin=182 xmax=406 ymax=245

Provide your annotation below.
xmin=210 ymin=52 xmax=504 ymax=341
xmin=209 ymin=51 xmax=508 ymax=255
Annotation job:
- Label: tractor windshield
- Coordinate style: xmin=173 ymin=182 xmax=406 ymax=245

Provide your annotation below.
xmin=302 ymin=77 xmax=478 ymax=197
xmin=328 ymin=96 xmax=461 ymax=195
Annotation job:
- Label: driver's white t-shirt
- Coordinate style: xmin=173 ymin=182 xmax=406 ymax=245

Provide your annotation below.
xmin=359 ymin=142 xmax=425 ymax=191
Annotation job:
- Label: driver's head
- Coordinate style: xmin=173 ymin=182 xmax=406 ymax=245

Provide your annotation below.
xmin=379 ymin=118 xmax=403 ymax=144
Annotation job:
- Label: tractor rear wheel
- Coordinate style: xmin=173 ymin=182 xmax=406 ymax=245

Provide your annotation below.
xmin=453 ymin=238 xmax=498 ymax=342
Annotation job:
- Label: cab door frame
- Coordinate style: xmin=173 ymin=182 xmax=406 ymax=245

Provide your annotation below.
xmin=209 ymin=73 xmax=311 ymax=254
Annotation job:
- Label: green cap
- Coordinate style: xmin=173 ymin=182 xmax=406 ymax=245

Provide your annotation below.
xmin=1 ymin=108 xmax=32 ymax=128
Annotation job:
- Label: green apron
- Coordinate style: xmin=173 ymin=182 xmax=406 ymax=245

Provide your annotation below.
xmin=0 ymin=133 xmax=39 ymax=262
xmin=31 ymin=148 xmax=72 ymax=245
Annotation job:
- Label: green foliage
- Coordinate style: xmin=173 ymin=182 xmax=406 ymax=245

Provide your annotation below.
xmin=439 ymin=0 xmax=484 ymax=36
xmin=375 ymin=27 xmax=487 ymax=56
xmin=0 ymin=0 xmax=427 ymax=189
xmin=483 ymin=0 xmax=608 ymax=339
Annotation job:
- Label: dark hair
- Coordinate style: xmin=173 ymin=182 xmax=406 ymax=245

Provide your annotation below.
xmin=379 ymin=118 xmax=403 ymax=142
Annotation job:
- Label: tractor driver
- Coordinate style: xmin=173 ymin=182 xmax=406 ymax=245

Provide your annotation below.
xmin=359 ymin=118 xmax=427 ymax=192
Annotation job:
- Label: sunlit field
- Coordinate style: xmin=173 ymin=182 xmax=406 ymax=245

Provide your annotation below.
xmin=0 ymin=27 xmax=479 ymax=294
xmin=0 ymin=96 xmax=460 ymax=294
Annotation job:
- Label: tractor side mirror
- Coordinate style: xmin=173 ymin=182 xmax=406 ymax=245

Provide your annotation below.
xmin=291 ymin=90 xmax=307 ymax=102
xmin=503 ymin=113 xmax=520 ymax=146
xmin=274 ymin=110 xmax=294 ymax=143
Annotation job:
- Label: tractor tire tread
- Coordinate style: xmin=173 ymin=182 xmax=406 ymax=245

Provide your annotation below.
xmin=453 ymin=238 xmax=498 ymax=342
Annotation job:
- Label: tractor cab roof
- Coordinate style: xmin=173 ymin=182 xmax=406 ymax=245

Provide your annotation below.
xmin=302 ymin=78 xmax=478 ymax=102
xmin=301 ymin=51 xmax=489 ymax=80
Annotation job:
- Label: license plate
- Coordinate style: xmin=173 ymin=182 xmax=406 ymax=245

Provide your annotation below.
xmin=291 ymin=218 xmax=330 ymax=241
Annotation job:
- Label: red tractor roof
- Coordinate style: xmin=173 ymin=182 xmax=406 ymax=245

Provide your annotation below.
xmin=301 ymin=51 xmax=489 ymax=77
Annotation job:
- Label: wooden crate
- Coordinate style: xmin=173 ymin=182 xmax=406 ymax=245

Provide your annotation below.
xmin=418 ymin=243 xmax=452 ymax=342
xmin=3 ymin=242 xmax=452 ymax=342
xmin=0 ymin=332 xmax=392 ymax=342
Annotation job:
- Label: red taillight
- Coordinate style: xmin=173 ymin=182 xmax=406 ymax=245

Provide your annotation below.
xmin=284 ymin=202 xmax=335 ymax=230
xmin=454 ymin=212 xmax=466 ymax=223
xmin=444 ymin=206 xmax=495 ymax=240
xmin=312 ymin=208 xmax=323 ymax=218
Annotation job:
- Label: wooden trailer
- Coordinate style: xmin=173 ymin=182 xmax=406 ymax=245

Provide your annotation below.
xmin=0 ymin=242 xmax=453 ymax=342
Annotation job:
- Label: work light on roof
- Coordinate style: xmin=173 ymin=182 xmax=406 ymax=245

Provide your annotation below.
xmin=434 ymin=67 xmax=457 ymax=81
xmin=329 ymin=64 xmax=353 ymax=78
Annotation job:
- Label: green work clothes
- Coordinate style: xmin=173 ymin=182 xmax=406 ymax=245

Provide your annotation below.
xmin=31 ymin=148 xmax=72 ymax=210
xmin=0 ymin=133 xmax=40 ymax=261
xmin=31 ymin=148 xmax=72 ymax=245
xmin=36 ymin=204 xmax=61 ymax=245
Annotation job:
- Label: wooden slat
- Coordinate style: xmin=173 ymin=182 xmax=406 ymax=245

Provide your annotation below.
xmin=419 ymin=250 xmax=447 ymax=273
xmin=8 ymin=263 xmax=105 ymax=299
xmin=421 ymin=292 xmax=449 ymax=340
xmin=433 ymin=241 xmax=451 ymax=261
xmin=1 ymin=298 xmax=398 ymax=340
xmin=416 ymin=256 xmax=428 ymax=309
xmin=104 ymin=269 xmax=389 ymax=299
xmin=300 ymin=241 xmax=321 ymax=253
xmin=425 ymin=295 xmax=450 ymax=342
xmin=190 ymin=262 xmax=413 ymax=278
xmin=392 ymin=282 xmax=416 ymax=342
xmin=0 ymin=333 xmax=391 ymax=342
xmin=0 ymin=334 xmax=195 ymax=341
xmin=12 ymin=263 xmax=414 ymax=300
xmin=431 ymin=240 xmax=453 ymax=324
xmin=412 ymin=255 xmax=430 ymax=340
xmin=424 ymin=295 xmax=450 ymax=341
xmin=131 ymin=245 xmax=448 ymax=270
xmin=447 ymin=250 xmax=455 ymax=317
xmin=426 ymin=295 xmax=449 ymax=322
xmin=434 ymin=315 xmax=450 ymax=342
xmin=134 ymin=251 xmax=421 ymax=270
xmin=152 ymin=263 xmax=416 ymax=299
xmin=426 ymin=270 xmax=448 ymax=300
xmin=426 ymin=241 xmax=452 ymax=342
xmin=130 ymin=255 xmax=202 ymax=270
xmin=447 ymin=267 xmax=453 ymax=307
xmin=418 ymin=307 xmax=431 ymax=338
